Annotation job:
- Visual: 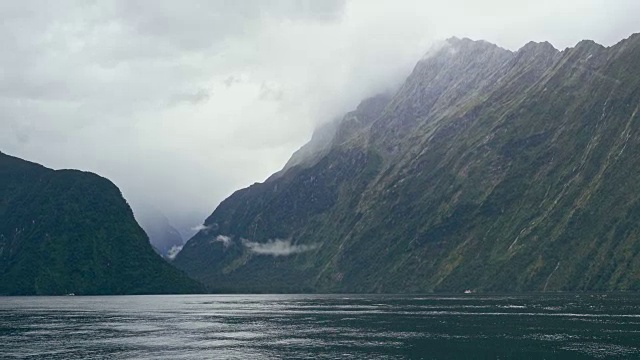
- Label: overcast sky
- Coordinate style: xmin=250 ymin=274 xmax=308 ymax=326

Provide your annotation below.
xmin=1 ymin=0 xmax=639 ymax=233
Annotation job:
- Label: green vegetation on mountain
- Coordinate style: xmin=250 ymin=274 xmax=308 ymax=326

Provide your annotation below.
xmin=174 ymin=34 xmax=640 ymax=293
xmin=0 ymin=152 xmax=203 ymax=295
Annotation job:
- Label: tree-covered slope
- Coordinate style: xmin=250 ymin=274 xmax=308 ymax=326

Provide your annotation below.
xmin=174 ymin=34 xmax=640 ymax=293
xmin=0 ymin=152 xmax=203 ymax=295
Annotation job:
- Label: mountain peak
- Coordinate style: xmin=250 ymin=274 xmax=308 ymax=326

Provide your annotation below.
xmin=446 ymin=36 xmax=487 ymax=46
xmin=611 ymin=32 xmax=640 ymax=49
xmin=627 ymin=32 xmax=640 ymax=43
xmin=573 ymin=39 xmax=606 ymax=51
xmin=519 ymin=41 xmax=558 ymax=54
xmin=445 ymin=37 xmax=506 ymax=52
xmin=421 ymin=37 xmax=507 ymax=60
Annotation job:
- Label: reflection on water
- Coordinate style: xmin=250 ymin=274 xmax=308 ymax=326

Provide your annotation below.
xmin=1 ymin=293 xmax=640 ymax=359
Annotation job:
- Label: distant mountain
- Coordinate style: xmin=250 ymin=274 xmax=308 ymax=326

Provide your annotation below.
xmin=133 ymin=205 xmax=185 ymax=259
xmin=174 ymin=33 xmax=640 ymax=293
xmin=0 ymin=152 xmax=203 ymax=295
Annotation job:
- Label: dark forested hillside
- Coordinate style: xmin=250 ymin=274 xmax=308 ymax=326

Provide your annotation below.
xmin=174 ymin=34 xmax=640 ymax=293
xmin=0 ymin=152 xmax=202 ymax=295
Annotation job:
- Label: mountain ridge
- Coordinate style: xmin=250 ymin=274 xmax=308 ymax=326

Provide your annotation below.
xmin=174 ymin=33 xmax=640 ymax=293
xmin=0 ymin=151 xmax=203 ymax=295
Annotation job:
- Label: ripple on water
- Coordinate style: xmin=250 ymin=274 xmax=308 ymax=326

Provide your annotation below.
xmin=2 ymin=293 xmax=640 ymax=359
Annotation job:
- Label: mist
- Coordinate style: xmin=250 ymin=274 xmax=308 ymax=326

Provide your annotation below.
xmin=1 ymin=1 xmax=638 ymax=233
xmin=242 ymin=238 xmax=318 ymax=256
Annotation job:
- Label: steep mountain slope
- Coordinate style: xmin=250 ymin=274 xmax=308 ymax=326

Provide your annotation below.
xmin=174 ymin=34 xmax=640 ymax=293
xmin=0 ymin=152 xmax=203 ymax=295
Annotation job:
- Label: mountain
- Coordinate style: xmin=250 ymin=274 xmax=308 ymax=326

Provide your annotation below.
xmin=0 ymin=152 xmax=203 ymax=295
xmin=174 ymin=34 xmax=640 ymax=293
xmin=133 ymin=205 xmax=185 ymax=259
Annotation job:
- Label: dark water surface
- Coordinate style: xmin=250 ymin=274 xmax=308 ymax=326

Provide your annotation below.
xmin=1 ymin=294 xmax=639 ymax=359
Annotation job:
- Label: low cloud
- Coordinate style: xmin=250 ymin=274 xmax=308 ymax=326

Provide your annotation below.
xmin=166 ymin=245 xmax=183 ymax=260
xmin=214 ymin=235 xmax=233 ymax=248
xmin=192 ymin=224 xmax=211 ymax=232
xmin=242 ymin=238 xmax=318 ymax=256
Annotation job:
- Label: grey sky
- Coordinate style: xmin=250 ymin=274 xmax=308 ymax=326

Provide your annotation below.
xmin=1 ymin=0 xmax=638 ymax=233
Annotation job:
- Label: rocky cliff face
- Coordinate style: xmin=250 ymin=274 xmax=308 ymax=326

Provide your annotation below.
xmin=0 ymin=152 xmax=203 ymax=295
xmin=174 ymin=34 xmax=640 ymax=293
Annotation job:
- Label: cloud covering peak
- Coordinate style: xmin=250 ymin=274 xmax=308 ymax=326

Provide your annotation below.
xmin=1 ymin=1 xmax=638 ymax=230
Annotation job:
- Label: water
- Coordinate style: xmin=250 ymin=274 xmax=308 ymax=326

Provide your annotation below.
xmin=1 ymin=294 xmax=639 ymax=359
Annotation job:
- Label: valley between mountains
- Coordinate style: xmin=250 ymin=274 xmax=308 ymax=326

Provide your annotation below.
xmin=2 ymin=34 xmax=640 ymax=295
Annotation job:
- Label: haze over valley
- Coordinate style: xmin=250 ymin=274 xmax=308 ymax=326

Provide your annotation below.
xmin=1 ymin=1 xmax=640 ymax=296
xmin=2 ymin=1 xmax=639 ymax=250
